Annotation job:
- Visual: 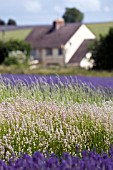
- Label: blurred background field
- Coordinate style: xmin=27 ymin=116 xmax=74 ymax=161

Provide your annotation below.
xmin=0 ymin=28 xmax=32 ymax=41
xmin=0 ymin=22 xmax=113 ymax=41
xmin=0 ymin=65 xmax=113 ymax=77
xmin=86 ymin=22 xmax=113 ymax=38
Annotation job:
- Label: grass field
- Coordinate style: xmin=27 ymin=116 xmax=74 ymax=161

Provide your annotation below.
xmin=0 ymin=21 xmax=113 ymax=41
xmin=86 ymin=21 xmax=113 ymax=38
xmin=0 ymin=65 xmax=113 ymax=77
xmin=0 ymin=28 xmax=32 ymax=41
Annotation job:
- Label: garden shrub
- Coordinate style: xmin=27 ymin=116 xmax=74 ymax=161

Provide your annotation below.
xmin=0 ymin=41 xmax=8 ymax=64
xmin=4 ymin=50 xmax=27 ymax=65
xmin=0 ymin=40 xmax=31 ymax=64
xmin=91 ymin=27 xmax=113 ymax=70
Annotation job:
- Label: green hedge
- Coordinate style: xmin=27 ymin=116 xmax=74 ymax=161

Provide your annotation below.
xmin=0 ymin=40 xmax=31 ymax=64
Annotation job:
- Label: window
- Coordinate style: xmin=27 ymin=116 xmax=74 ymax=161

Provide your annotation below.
xmin=46 ymin=48 xmax=52 ymax=56
xmin=58 ymin=48 xmax=63 ymax=55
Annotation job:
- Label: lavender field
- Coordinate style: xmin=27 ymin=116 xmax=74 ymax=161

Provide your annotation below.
xmin=1 ymin=74 xmax=113 ymax=88
xmin=1 ymin=74 xmax=113 ymax=169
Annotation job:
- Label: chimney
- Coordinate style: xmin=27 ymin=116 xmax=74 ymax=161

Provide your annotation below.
xmin=53 ymin=18 xmax=65 ymax=30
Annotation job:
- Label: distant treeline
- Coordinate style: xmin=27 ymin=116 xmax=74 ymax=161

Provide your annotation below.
xmin=0 ymin=18 xmax=17 ymax=26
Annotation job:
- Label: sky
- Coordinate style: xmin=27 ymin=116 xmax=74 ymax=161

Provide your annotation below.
xmin=0 ymin=0 xmax=113 ymax=25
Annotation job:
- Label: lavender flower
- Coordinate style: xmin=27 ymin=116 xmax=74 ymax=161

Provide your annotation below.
xmin=1 ymin=148 xmax=113 ymax=170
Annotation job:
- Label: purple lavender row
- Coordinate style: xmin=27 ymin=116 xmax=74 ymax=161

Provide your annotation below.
xmin=1 ymin=74 xmax=113 ymax=88
xmin=1 ymin=147 xmax=113 ymax=170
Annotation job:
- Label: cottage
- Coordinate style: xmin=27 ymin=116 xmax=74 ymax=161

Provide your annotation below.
xmin=25 ymin=19 xmax=95 ymax=66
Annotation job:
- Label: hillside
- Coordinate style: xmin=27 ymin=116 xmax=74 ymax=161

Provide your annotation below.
xmin=0 ymin=29 xmax=32 ymax=41
xmin=86 ymin=21 xmax=113 ymax=38
xmin=0 ymin=21 xmax=113 ymax=41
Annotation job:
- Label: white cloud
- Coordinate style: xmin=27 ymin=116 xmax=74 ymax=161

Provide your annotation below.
xmin=103 ymin=6 xmax=111 ymax=12
xmin=24 ymin=0 xmax=41 ymax=12
xmin=66 ymin=0 xmax=101 ymax=12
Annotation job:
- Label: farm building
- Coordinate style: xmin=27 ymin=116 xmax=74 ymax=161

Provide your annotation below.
xmin=25 ymin=19 xmax=96 ymax=67
xmin=0 ymin=19 xmax=96 ymax=68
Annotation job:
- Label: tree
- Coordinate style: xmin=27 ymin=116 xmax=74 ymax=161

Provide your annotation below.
xmin=0 ymin=19 xmax=5 ymax=25
xmin=0 ymin=40 xmax=31 ymax=64
xmin=7 ymin=19 xmax=17 ymax=26
xmin=5 ymin=40 xmax=31 ymax=57
xmin=91 ymin=28 xmax=113 ymax=70
xmin=62 ymin=7 xmax=84 ymax=23
xmin=0 ymin=41 xmax=8 ymax=64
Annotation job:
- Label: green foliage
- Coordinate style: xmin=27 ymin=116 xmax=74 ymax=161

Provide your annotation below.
xmin=0 ymin=42 xmax=8 ymax=64
xmin=62 ymin=7 xmax=84 ymax=23
xmin=5 ymin=40 xmax=31 ymax=56
xmin=4 ymin=56 xmax=19 ymax=65
xmin=7 ymin=19 xmax=17 ymax=25
xmin=0 ymin=40 xmax=31 ymax=64
xmin=91 ymin=27 xmax=113 ymax=70
xmin=0 ymin=18 xmax=17 ymax=26
xmin=0 ymin=19 xmax=5 ymax=25
xmin=1 ymin=65 xmax=113 ymax=76
xmin=4 ymin=51 xmax=27 ymax=65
